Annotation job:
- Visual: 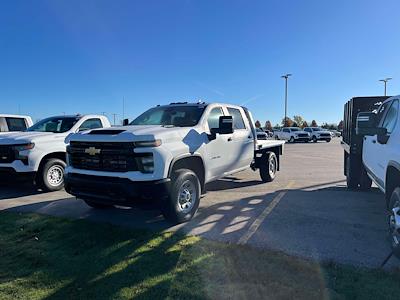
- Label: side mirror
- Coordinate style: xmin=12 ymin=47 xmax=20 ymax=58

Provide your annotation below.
xmin=356 ymin=112 xmax=378 ymax=136
xmin=208 ymin=116 xmax=234 ymax=141
xmin=377 ymin=127 xmax=389 ymax=144
xmin=218 ymin=116 xmax=234 ymax=134
xmin=123 ymin=118 xmax=129 ymax=126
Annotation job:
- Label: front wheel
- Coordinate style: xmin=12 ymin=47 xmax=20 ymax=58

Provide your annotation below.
xmin=289 ymin=136 xmax=295 ymax=143
xmin=312 ymin=136 xmax=317 ymax=143
xmin=161 ymin=169 xmax=201 ymax=223
xmin=388 ymin=187 xmax=400 ymax=258
xmin=37 ymin=158 xmax=66 ymax=192
xmin=260 ymin=152 xmax=277 ymax=183
xmin=326 ymin=139 xmax=331 ymax=143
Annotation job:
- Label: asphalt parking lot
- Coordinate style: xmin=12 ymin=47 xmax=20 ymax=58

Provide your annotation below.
xmin=1 ymin=138 xmax=399 ymax=268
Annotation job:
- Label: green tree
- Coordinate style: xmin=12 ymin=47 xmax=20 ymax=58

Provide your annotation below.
xmin=301 ymin=121 xmax=309 ymax=128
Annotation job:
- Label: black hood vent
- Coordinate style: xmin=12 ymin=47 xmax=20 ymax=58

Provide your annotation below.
xmin=88 ymin=129 xmax=126 ymax=135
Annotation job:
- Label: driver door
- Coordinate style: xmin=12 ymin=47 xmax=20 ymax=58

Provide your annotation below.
xmin=363 ymin=99 xmax=399 ymax=185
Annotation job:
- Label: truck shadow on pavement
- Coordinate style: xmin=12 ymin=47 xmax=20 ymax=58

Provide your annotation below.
xmin=2 ymin=179 xmax=398 ymax=268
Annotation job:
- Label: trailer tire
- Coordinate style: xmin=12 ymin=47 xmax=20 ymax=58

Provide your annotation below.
xmin=260 ymin=152 xmax=277 ymax=183
xmin=37 ymin=159 xmax=66 ymax=192
xmin=161 ymin=169 xmax=201 ymax=224
xmin=346 ymin=157 xmax=359 ymax=189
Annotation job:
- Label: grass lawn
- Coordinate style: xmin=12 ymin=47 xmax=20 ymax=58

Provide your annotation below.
xmin=0 ymin=211 xmax=399 ymax=300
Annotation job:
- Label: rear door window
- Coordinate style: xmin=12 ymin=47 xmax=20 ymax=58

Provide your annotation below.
xmin=227 ymin=108 xmax=246 ymax=130
xmin=5 ymin=117 xmax=27 ymax=131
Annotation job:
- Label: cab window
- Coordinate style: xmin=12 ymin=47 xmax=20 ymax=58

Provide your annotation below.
xmin=207 ymin=107 xmax=224 ymax=130
xmin=381 ymin=100 xmax=399 ymax=134
xmin=5 ymin=117 xmax=27 ymax=131
xmin=227 ymin=107 xmax=246 ymax=130
xmin=79 ymin=118 xmax=103 ymax=131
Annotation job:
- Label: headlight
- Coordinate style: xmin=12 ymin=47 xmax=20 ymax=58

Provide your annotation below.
xmin=13 ymin=143 xmax=35 ymax=152
xmin=136 ymin=154 xmax=154 ymax=173
xmin=134 ymin=140 xmax=162 ymax=147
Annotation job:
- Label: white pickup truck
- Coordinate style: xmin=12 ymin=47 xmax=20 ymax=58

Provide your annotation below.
xmin=0 ymin=114 xmax=33 ymax=133
xmin=274 ymin=127 xmax=310 ymax=143
xmin=303 ymin=127 xmax=332 ymax=143
xmin=0 ymin=115 xmax=110 ymax=191
xmin=64 ymin=102 xmax=285 ymax=223
xmin=342 ymin=95 xmax=400 ymax=257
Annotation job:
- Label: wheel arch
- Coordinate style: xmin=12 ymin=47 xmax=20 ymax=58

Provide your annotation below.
xmin=168 ymin=155 xmax=205 ymax=193
xmin=385 ymin=161 xmax=400 ymax=206
xmin=37 ymin=152 xmax=67 ymax=172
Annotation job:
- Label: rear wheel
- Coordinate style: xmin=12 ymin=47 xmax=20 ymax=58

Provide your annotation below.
xmin=260 ymin=152 xmax=277 ymax=183
xmin=37 ymin=158 xmax=66 ymax=192
xmin=161 ymin=169 xmax=201 ymax=223
xmin=388 ymin=187 xmax=400 ymax=257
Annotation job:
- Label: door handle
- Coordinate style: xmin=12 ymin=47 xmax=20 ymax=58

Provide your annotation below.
xmin=227 ymin=137 xmax=232 ymax=142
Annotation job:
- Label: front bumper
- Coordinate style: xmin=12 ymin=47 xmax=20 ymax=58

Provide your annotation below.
xmin=316 ymin=135 xmax=331 ymax=140
xmin=0 ymin=167 xmax=36 ymax=183
xmin=64 ymin=173 xmax=171 ymax=206
xmin=294 ymin=136 xmax=310 ymax=142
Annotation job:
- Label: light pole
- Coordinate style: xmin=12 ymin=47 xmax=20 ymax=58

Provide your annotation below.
xmin=379 ymin=77 xmax=392 ymax=96
xmin=281 ymin=73 xmax=292 ymax=125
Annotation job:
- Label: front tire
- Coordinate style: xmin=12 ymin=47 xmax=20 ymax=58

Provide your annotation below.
xmin=260 ymin=152 xmax=277 ymax=183
xmin=161 ymin=169 xmax=201 ymax=223
xmin=289 ymin=136 xmax=295 ymax=143
xmin=388 ymin=187 xmax=400 ymax=257
xmin=312 ymin=136 xmax=317 ymax=143
xmin=326 ymin=139 xmax=331 ymax=143
xmin=38 ymin=158 xmax=66 ymax=192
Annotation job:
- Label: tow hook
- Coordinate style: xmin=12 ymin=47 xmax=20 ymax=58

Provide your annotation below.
xmin=389 ymin=206 xmax=400 ymax=258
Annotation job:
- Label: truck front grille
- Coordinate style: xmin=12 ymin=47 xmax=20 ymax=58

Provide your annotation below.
xmin=68 ymin=142 xmax=139 ymax=172
xmin=0 ymin=145 xmax=15 ymax=163
xmin=320 ymin=133 xmax=331 ymax=137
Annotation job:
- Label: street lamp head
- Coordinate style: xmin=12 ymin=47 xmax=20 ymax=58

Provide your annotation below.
xmin=281 ymin=73 xmax=292 ymax=79
xmin=379 ymin=77 xmax=393 ymax=83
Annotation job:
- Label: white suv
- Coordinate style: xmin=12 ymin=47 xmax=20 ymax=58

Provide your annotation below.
xmin=274 ymin=127 xmax=310 ymax=143
xmin=304 ymin=127 xmax=332 ymax=143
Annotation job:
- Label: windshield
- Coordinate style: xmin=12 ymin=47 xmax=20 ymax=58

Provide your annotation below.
xmin=290 ymin=128 xmax=300 ymax=131
xmin=312 ymin=128 xmax=323 ymax=131
xmin=27 ymin=116 xmax=80 ymax=133
xmin=131 ymin=106 xmax=205 ymax=127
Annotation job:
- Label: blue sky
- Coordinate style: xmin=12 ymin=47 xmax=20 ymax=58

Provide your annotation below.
xmin=1 ymin=0 xmax=399 ymax=126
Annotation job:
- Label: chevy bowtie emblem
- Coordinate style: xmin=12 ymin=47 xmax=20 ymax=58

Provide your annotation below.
xmin=85 ymin=147 xmax=101 ymax=156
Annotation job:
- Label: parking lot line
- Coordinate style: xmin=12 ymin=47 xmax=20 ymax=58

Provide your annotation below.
xmin=238 ymin=181 xmax=295 ymax=245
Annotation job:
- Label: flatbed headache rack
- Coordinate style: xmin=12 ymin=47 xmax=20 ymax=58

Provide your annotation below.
xmin=341 ymin=96 xmax=389 ymax=184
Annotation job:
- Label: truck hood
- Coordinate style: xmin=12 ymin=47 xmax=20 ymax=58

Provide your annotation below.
xmin=0 ymin=131 xmax=67 ymax=145
xmin=66 ymin=125 xmax=198 ymax=143
xmin=293 ymin=131 xmax=309 ymax=135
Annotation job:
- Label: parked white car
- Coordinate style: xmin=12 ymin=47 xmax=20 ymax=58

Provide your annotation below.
xmin=0 ymin=114 xmax=33 ymax=133
xmin=274 ymin=127 xmax=310 ymax=143
xmin=64 ymin=102 xmax=285 ymax=223
xmin=303 ymin=127 xmax=332 ymax=142
xmin=0 ymin=115 xmax=110 ymax=191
